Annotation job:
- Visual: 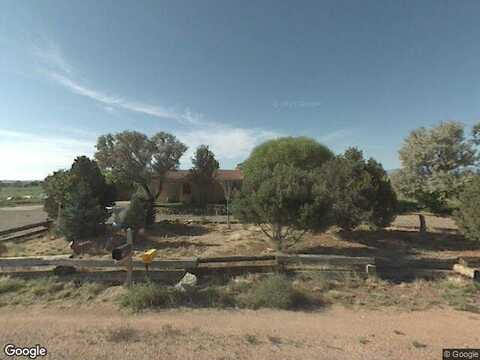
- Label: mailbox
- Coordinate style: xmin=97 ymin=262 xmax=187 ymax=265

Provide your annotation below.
xmin=141 ymin=249 xmax=158 ymax=264
xmin=112 ymin=243 xmax=133 ymax=261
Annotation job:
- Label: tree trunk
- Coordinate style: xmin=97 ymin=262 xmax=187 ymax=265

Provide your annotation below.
xmin=418 ymin=214 xmax=426 ymax=233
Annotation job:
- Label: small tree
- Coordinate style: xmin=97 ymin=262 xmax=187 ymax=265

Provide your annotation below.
xmin=48 ymin=156 xmax=111 ymax=242
xmin=60 ymin=181 xmax=106 ymax=241
xmin=42 ymin=170 xmax=71 ymax=220
xmin=189 ymin=145 xmax=219 ymax=206
xmin=320 ymin=148 xmax=397 ymax=231
xmin=232 ymin=137 xmax=334 ymax=252
xmin=69 ymin=156 xmax=115 ymax=209
xmin=454 ymin=175 xmax=480 ymax=241
xmin=122 ymin=192 xmax=148 ymax=238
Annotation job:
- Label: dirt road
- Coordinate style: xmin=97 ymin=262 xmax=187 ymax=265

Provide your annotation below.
xmin=0 ymin=205 xmax=47 ymax=231
xmin=0 ymin=305 xmax=478 ymax=360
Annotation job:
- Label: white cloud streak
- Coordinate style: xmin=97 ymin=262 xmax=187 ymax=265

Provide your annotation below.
xmin=47 ymin=72 xmax=203 ymax=124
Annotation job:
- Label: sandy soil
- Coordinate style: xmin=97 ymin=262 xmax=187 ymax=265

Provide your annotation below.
xmin=0 ymin=305 xmax=478 ymax=360
xmin=0 ymin=205 xmax=47 ymax=231
xmin=2 ymin=212 xmax=479 ymax=261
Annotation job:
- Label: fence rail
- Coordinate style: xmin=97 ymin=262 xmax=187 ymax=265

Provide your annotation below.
xmin=0 ymin=220 xmax=52 ymax=242
xmin=2 ymin=253 xmax=477 ymax=282
xmin=0 ymin=254 xmax=373 ymax=272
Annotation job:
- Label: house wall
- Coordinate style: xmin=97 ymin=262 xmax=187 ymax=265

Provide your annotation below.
xmin=157 ymin=180 xmax=227 ymax=204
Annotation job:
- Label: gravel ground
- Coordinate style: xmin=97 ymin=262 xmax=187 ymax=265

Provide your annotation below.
xmin=0 ymin=305 xmax=478 ymax=360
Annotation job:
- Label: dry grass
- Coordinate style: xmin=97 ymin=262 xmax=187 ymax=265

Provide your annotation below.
xmin=0 ymin=276 xmax=107 ymax=306
xmin=295 ymin=272 xmax=480 ymax=313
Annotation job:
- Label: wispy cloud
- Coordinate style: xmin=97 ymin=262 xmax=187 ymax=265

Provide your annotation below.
xmin=34 ymin=41 xmax=203 ymax=124
xmin=33 ymin=39 xmax=74 ymax=76
xmin=46 ymin=71 xmax=203 ymax=124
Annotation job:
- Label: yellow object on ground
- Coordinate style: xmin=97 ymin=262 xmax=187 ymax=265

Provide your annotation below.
xmin=141 ymin=249 xmax=158 ymax=264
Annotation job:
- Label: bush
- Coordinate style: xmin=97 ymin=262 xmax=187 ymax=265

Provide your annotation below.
xmin=238 ymin=274 xmax=310 ymax=310
xmin=122 ymin=193 xmax=147 ymax=232
xmin=60 ymin=181 xmax=107 ymax=241
xmin=233 ymin=137 xmax=334 ymax=251
xmin=118 ymin=282 xmax=234 ymax=311
xmin=454 ymin=176 xmax=480 ymax=241
xmin=319 ymin=148 xmax=397 ymax=231
xmin=0 ymin=277 xmax=25 ymax=294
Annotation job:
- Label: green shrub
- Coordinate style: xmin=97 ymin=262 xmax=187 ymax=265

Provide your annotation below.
xmin=454 ymin=176 xmax=480 ymax=241
xmin=238 ymin=274 xmax=310 ymax=310
xmin=122 ymin=192 xmax=148 ymax=232
xmin=0 ymin=277 xmax=26 ymax=294
xmin=320 ymin=148 xmax=397 ymax=230
xmin=60 ymin=181 xmax=106 ymax=241
xmin=119 ymin=282 xmax=235 ymax=311
xmin=119 ymin=283 xmax=172 ymax=311
xmin=233 ymin=137 xmax=334 ymax=251
xmin=30 ymin=277 xmax=65 ymax=296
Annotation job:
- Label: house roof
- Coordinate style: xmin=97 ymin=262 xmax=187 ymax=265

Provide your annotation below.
xmin=163 ymin=169 xmax=243 ymax=182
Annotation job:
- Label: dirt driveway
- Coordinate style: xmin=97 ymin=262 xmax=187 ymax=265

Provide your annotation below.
xmin=0 ymin=305 xmax=478 ymax=360
xmin=0 ymin=205 xmax=47 ymax=231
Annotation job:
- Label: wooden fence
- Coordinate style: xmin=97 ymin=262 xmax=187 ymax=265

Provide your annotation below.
xmin=0 ymin=254 xmax=376 ymax=280
xmin=1 ymin=253 xmax=478 ymax=283
xmin=0 ymin=220 xmax=52 ymax=243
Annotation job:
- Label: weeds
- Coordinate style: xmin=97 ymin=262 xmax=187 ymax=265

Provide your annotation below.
xmin=237 ymin=274 xmax=312 ymax=310
xmin=119 ymin=282 xmax=234 ymax=312
xmin=244 ymin=334 xmax=260 ymax=345
xmin=412 ymin=340 xmax=427 ymax=349
xmin=161 ymin=324 xmax=184 ymax=337
xmin=0 ymin=276 xmax=106 ymax=306
xmin=0 ymin=277 xmax=25 ymax=294
xmin=104 ymin=326 xmax=140 ymax=343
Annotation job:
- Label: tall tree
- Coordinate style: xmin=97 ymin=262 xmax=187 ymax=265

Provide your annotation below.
xmin=94 ymin=131 xmax=187 ymax=225
xmin=189 ymin=145 xmax=219 ymax=206
xmin=393 ymin=121 xmax=477 ymax=211
xmin=392 ymin=121 xmax=478 ymax=231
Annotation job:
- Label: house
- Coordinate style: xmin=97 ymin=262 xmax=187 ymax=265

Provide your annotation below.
xmin=155 ymin=169 xmax=243 ymax=204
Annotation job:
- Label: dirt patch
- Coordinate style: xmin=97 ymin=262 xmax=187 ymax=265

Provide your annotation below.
xmin=0 ymin=305 xmax=478 ymax=360
xmin=2 ymin=213 xmax=479 ymax=263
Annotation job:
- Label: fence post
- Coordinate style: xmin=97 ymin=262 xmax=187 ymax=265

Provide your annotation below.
xmin=125 ymin=228 xmax=133 ymax=287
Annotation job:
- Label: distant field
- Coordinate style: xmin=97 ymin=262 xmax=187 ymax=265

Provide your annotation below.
xmin=0 ymin=185 xmax=44 ymax=207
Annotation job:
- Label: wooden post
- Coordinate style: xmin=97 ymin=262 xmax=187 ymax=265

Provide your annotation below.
xmin=418 ymin=214 xmax=426 ymax=233
xmin=366 ymin=264 xmax=377 ymax=278
xmin=226 ymin=194 xmax=230 ymax=229
xmin=125 ymin=228 xmax=133 ymax=287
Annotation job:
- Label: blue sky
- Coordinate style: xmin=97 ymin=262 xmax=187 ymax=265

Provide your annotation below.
xmin=1 ymin=0 xmax=480 ymax=180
